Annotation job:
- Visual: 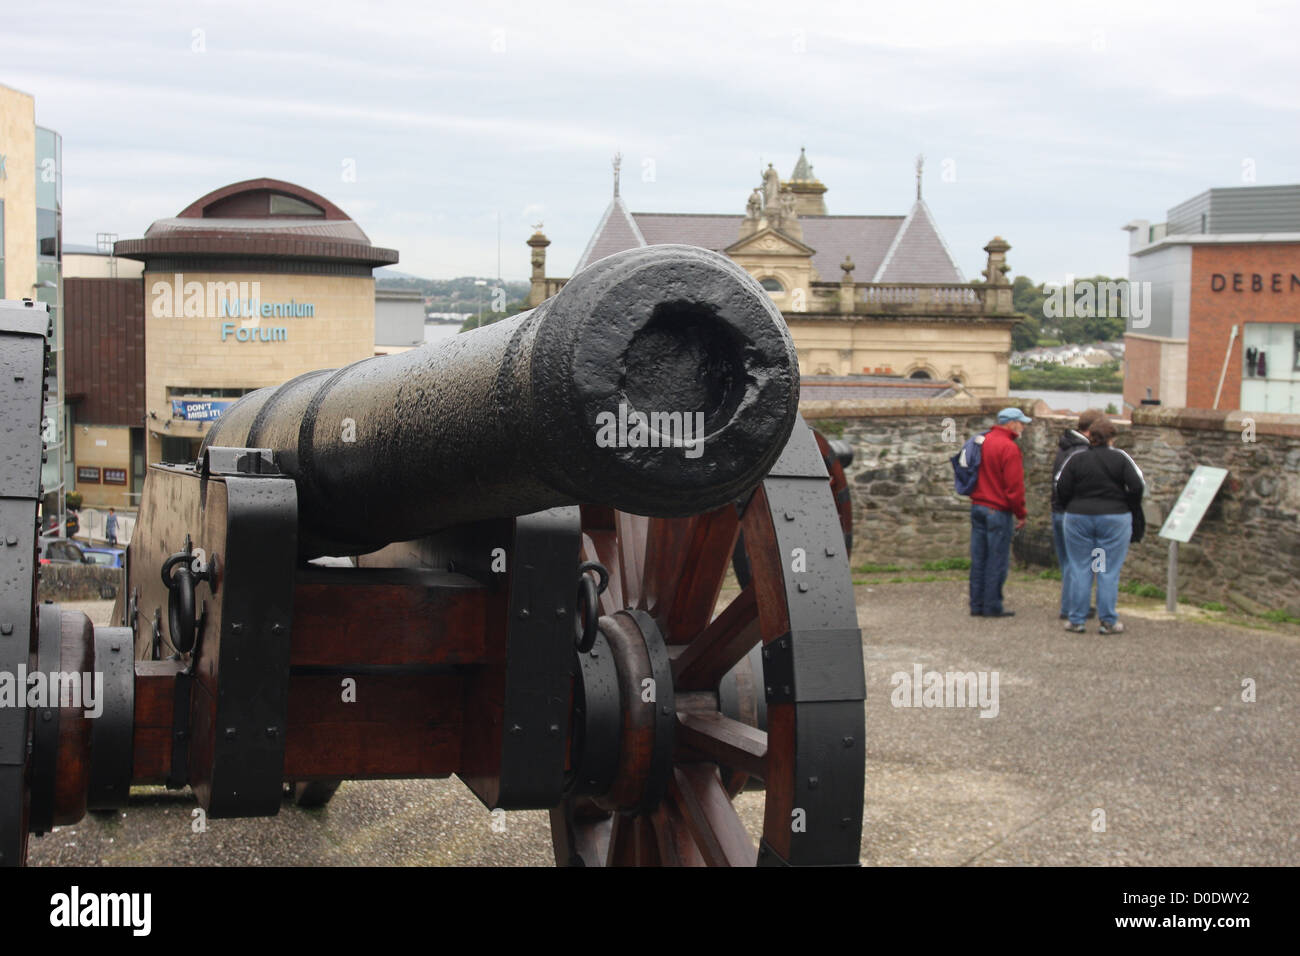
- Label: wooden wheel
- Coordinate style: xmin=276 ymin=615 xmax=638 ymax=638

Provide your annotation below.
xmin=550 ymin=421 xmax=865 ymax=866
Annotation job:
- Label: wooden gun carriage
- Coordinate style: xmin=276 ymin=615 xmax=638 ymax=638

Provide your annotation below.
xmin=0 ymin=246 xmax=864 ymax=867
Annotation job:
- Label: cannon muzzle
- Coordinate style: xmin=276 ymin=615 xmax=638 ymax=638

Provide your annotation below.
xmin=202 ymin=244 xmax=799 ymax=556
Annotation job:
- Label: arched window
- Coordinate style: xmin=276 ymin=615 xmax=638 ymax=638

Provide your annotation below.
xmin=908 ymin=369 xmax=933 ymax=380
xmin=759 ymin=277 xmax=784 ymax=293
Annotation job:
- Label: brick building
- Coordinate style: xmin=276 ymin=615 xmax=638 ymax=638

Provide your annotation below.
xmin=1124 ymin=184 xmax=1300 ymax=413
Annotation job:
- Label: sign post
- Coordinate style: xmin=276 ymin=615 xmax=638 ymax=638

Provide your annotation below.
xmin=1157 ymin=465 xmax=1229 ymax=613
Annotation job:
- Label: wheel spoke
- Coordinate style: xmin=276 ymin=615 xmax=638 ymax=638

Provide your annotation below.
xmin=643 ymin=507 xmax=740 ymax=643
xmin=650 ymin=799 xmax=706 ymax=866
xmin=671 ymin=585 xmax=760 ymax=690
xmin=615 ymin=512 xmax=648 ymax=610
xmin=675 ymin=712 xmax=766 ymax=780
xmin=668 ymin=765 xmax=756 ymax=866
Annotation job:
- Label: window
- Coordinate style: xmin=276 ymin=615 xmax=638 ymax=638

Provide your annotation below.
xmin=909 ymin=369 xmax=933 ymax=380
xmin=269 ymin=193 xmax=325 ymax=217
xmin=759 ymin=277 xmax=784 ymax=293
xmin=37 ymin=208 xmax=59 ymax=259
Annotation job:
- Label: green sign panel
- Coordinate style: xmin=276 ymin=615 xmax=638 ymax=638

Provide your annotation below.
xmin=1158 ymin=466 xmax=1229 ymax=543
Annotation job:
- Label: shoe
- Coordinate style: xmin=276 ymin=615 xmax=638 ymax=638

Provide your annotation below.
xmin=1063 ymin=622 xmax=1086 ymax=633
xmin=1087 ymin=606 xmax=1097 ymax=619
xmin=984 ymin=610 xmax=1015 ymax=618
xmin=1099 ymin=621 xmax=1125 ymax=635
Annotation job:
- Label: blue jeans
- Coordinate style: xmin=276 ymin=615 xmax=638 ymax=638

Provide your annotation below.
xmin=970 ymin=505 xmax=1013 ymax=615
xmin=1062 ymin=512 xmax=1131 ymax=626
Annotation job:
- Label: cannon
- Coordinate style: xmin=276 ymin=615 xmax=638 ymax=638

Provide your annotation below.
xmin=0 ymin=245 xmax=865 ymax=867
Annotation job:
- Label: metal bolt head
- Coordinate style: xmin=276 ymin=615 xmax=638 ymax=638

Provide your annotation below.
xmin=807 ymin=776 xmax=819 ymax=789
xmin=225 ymin=727 xmax=237 ymax=740
xmin=797 ymin=582 xmax=809 ymax=593
xmin=231 ymin=622 xmax=244 ymax=634
xmin=842 ymin=735 xmax=854 ymax=748
xmin=271 ymin=623 xmax=284 ymax=635
xmin=4 ymin=535 xmax=16 ymax=546
xmin=0 ymin=624 xmax=11 ymax=636
xmin=518 ymin=608 xmax=530 ymax=620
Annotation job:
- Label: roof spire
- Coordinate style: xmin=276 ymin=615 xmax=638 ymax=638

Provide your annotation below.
xmin=612 ymin=152 xmax=622 ymax=198
xmin=915 ymin=154 xmax=924 ymax=201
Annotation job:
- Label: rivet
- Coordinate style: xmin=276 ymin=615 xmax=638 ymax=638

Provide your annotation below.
xmin=518 ymin=608 xmax=530 ymax=620
xmin=808 ymin=776 xmax=819 ymax=789
xmin=510 ymin=724 xmax=523 ymax=735
xmin=783 ymin=511 xmax=795 ymax=521
xmin=782 ymin=684 xmax=791 ymax=696
xmin=271 ymin=623 xmax=284 ymax=635
xmin=797 ymin=582 xmax=809 ymax=593
xmin=111 ymin=644 xmax=121 ymax=653
xmin=231 ymin=622 xmax=244 ymax=634
xmin=824 ymin=547 xmax=836 ymax=557
xmin=842 ymin=735 xmax=854 ymax=748
xmin=840 ymin=817 xmax=852 ymax=828
xmin=266 ymin=726 xmax=278 ymax=738
xmin=42 ymin=710 xmax=53 ymax=722
xmin=555 ymin=607 xmax=566 ymax=618
xmin=765 ymin=685 xmax=773 ymax=696
xmin=0 ymin=624 xmax=11 ymax=636
xmin=661 ymin=705 xmax=672 ymax=716
xmin=4 ymin=535 xmax=16 ymax=546
xmin=225 ymin=727 xmax=237 ymax=740
xmin=548 ymin=723 xmax=560 ymax=735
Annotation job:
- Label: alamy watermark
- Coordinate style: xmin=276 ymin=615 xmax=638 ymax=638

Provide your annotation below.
xmin=0 ymin=666 xmax=104 ymax=717
xmin=1042 ymin=276 xmax=1151 ymax=329
xmin=595 ymin=402 xmax=705 ymax=459
xmin=890 ymin=664 xmax=1000 ymax=718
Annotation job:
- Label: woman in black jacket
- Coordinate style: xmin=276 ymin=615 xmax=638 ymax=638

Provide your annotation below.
xmin=1055 ymin=418 xmax=1145 ymax=634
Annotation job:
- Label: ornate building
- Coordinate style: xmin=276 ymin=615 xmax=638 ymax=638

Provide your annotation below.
xmin=529 ymin=151 xmax=1018 ymax=395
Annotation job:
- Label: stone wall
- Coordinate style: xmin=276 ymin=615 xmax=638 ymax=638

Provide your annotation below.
xmin=803 ymin=399 xmax=1300 ymax=616
xmin=37 ymin=563 xmax=123 ymax=602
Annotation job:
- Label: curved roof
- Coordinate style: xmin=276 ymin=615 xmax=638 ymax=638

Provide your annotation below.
xmin=116 ymin=177 xmax=398 ymax=268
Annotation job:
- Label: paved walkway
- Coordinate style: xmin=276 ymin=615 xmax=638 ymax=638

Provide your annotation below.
xmin=29 ymin=580 xmax=1300 ymax=866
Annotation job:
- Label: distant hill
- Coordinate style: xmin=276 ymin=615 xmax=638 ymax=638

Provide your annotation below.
xmin=375 ymin=273 xmax=530 ymax=315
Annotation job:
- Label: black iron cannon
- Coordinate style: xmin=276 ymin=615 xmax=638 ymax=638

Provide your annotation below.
xmin=1 ymin=246 xmax=866 ymax=868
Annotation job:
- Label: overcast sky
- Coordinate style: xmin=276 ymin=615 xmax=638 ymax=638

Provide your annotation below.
xmin=7 ymin=0 xmax=1299 ymax=283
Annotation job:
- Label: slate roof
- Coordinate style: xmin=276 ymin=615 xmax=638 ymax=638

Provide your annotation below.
xmin=574 ymin=198 xmax=968 ymax=283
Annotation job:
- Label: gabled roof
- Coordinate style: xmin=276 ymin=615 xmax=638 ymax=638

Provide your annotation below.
xmin=574 ymin=197 xmax=646 ymax=273
xmin=574 ymin=200 xmax=966 ymax=283
xmin=872 ymin=200 xmax=966 ymax=284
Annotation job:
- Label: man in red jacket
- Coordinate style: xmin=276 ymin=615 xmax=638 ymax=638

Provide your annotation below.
xmin=969 ymin=407 xmax=1030 ymax=617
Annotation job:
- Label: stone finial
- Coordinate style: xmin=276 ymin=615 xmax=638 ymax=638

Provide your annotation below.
xmin=838 ymin=255 xmax=856 ymax=314
xmin=527 ymin=228 xmax=551 ymax=306
xmin=981 ymin=235 xmax=1011 ymax=286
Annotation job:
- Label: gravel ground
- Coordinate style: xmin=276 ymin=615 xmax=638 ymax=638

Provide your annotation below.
xmin=28 ymin=577 xmax=1300 ymax=866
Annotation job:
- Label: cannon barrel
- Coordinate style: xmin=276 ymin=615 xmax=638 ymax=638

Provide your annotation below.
xmin=202 ymin=245 xmax=800 ymax=556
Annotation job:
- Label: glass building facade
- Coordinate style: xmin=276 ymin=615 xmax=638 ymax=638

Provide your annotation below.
xmin=35 ymin=126 xmax=65 ymax=526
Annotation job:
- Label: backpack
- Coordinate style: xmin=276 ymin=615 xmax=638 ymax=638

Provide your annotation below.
xmin=951 ymin=433 xmax=987 ymax=496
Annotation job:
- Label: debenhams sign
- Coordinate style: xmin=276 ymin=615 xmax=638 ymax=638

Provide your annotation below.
xmin=1210 ymin=272 xmax=1300 ymax=293
xmin=150 ymin=274 xmax=314 ymax=342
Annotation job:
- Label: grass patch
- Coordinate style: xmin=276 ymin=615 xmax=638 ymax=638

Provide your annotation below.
xmin=814 ymin=418 xmax=847 ymax=439
xmin=856 ymin=562 xmax=903 ymax=573
xmin=1120 ymin=580 xmax=1165 ymax=600
xmin=1199 ymin=601 xmax=1228 ymax=612
xmin=1037 ymin=568 xmax=1062 ymax=580
xmin=1262 ymin=609 xmax=1300 ymax=625
xmin=920 ymin=557 xmax=971 ymax=571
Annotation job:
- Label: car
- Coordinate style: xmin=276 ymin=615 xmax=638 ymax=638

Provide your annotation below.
xmin=81 ymin=547 xmax=126 ymax=569
xmin=38 ymin=535 xmax=90 ymax=565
